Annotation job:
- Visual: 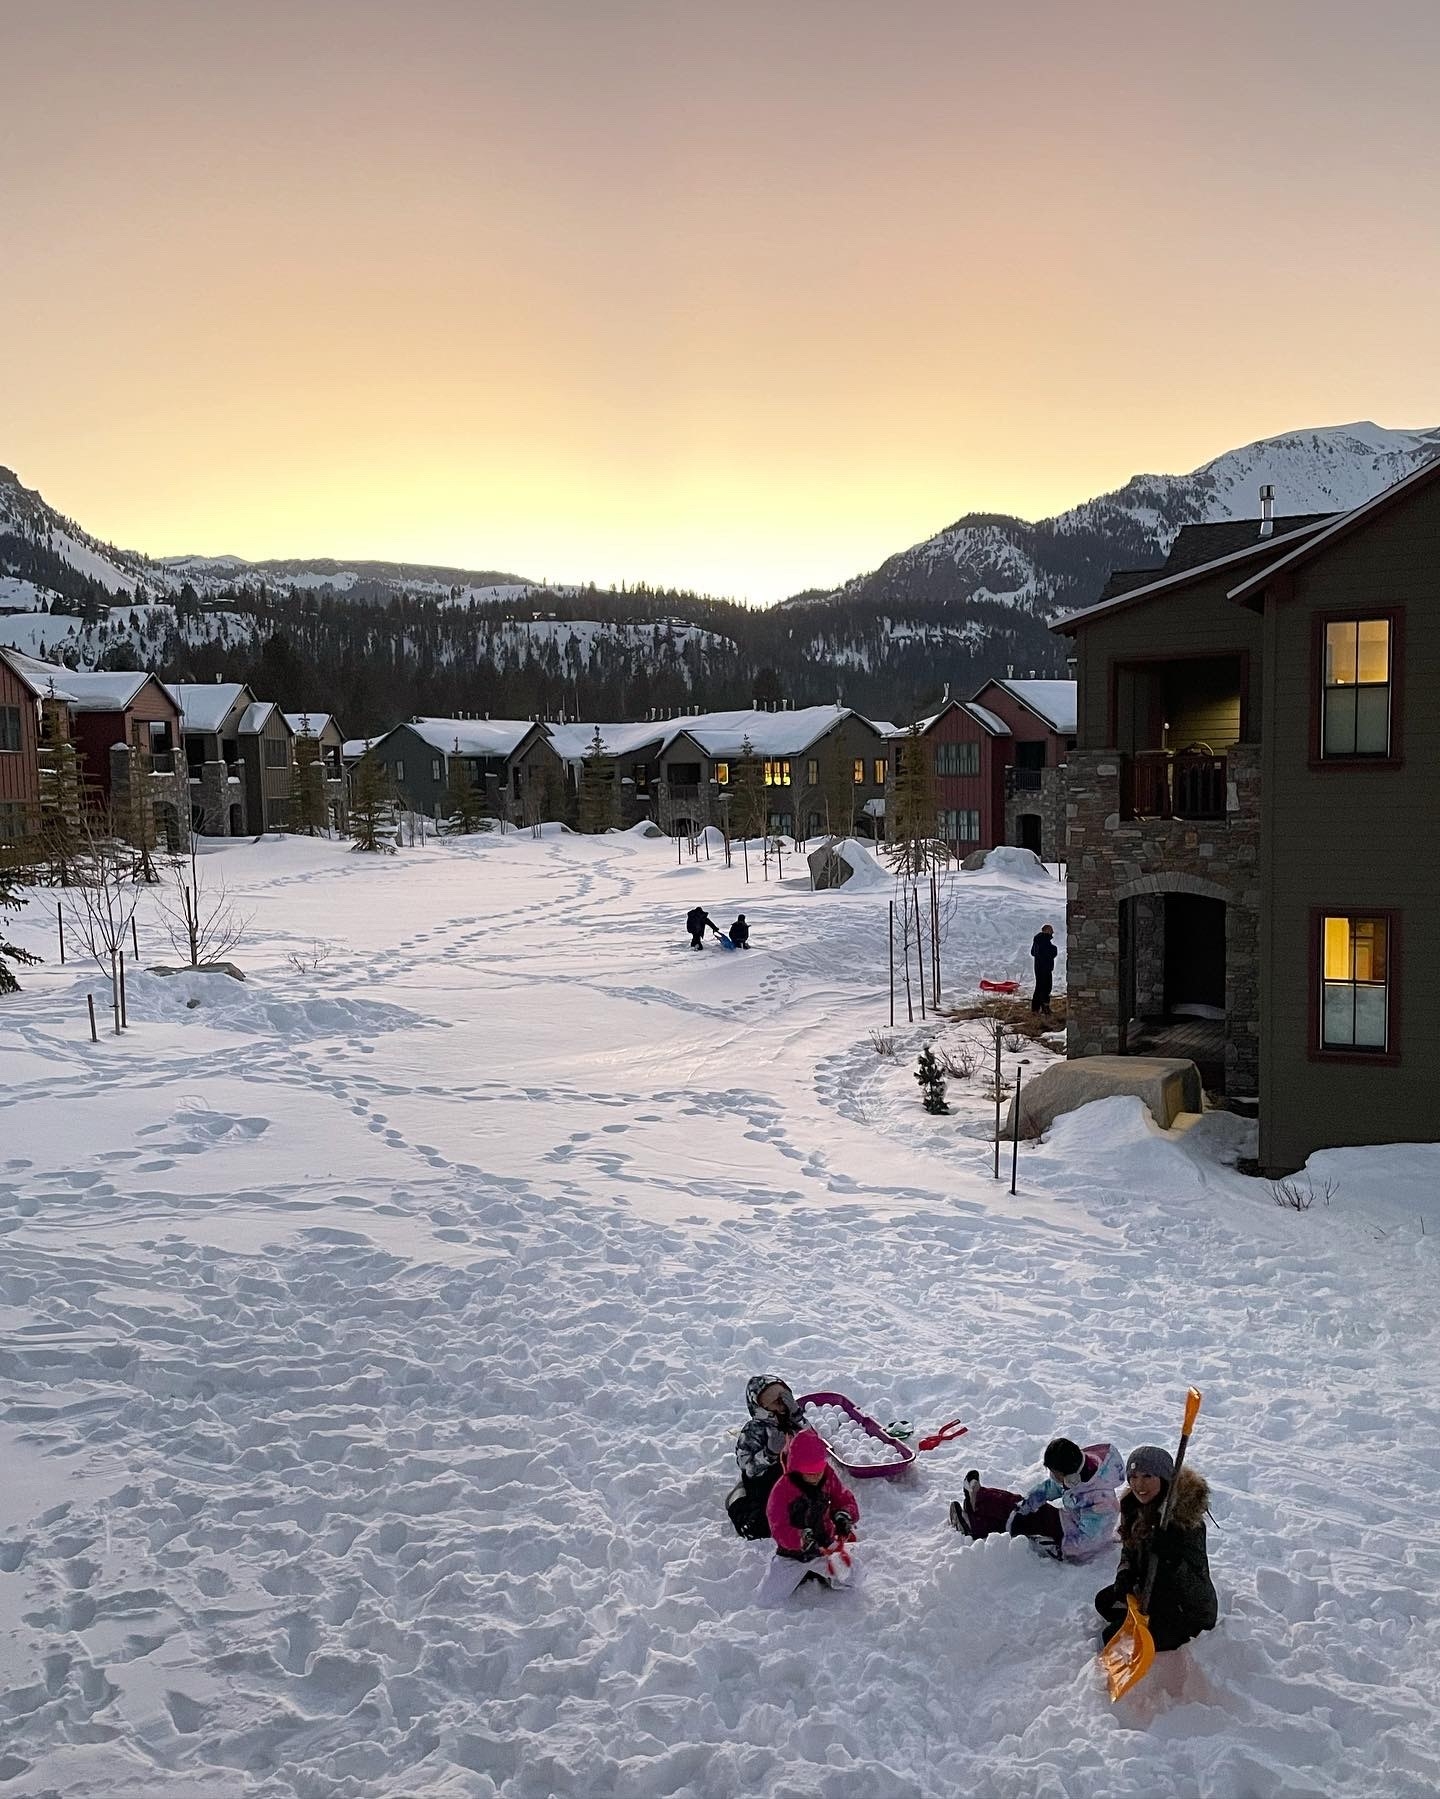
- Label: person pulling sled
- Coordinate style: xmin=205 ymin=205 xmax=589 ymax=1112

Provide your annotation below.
xmin=686 ymin=906 xmax=720 ymax=950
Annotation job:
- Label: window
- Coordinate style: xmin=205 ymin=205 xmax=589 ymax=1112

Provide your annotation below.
xmin=395 ymin=759 xmax=405 ymax=782
xmin=1320 ymin=914 xmax=1391 ymax=1052
xmin=431 ymin=757 xmax=442 ymax=781
xmin=873 ymin=758 xmax=886 ymax=786
xmin=763 ymin=759 xmax=792 ymax=787
xmin=713 ymin=761 xmax=729 ymax=786
xmin=807 ymin=810 xmax=823 ymax=837
xmin=0 ymin=706 xmax=20 ymax=753
xmin=853 ymin=758 xmax=865 ymax=785
xmin=264 ymin=737 xmax=289 ymax=768
xmin=1322 ymin=618 xmax=1392 ymax=757
xmin=0 ymin=801 xmax=28 ymax=840
xmin=767 ymin=810 xmax=793 ymax=834
xmin=936 ymin=741 xmax=980 ymax=777
xmin=266 ymin=799 xmax=288 ymax=829
xmin=806 ymin=758 xmax=819 ymax=786
xmin=938 ymin=808 xmax=980 ymax=842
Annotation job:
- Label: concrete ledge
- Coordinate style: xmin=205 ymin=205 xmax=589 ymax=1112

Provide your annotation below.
xmin=1005 ymin=1054 xmax=1203 ymax=1137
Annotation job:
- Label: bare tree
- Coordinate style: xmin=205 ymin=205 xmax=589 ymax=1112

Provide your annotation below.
xmin=63 ymin=816 xmax=140 ymax=1033
xmin=155 ymin=843 xmax=251 ymax=969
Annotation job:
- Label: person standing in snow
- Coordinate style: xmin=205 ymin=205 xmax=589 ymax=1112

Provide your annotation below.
xmin=1095 ymin=1445 xmax=1217 ymax=1651
xmin=728 ymin=913 xmax=750 ymax=948
xmin=686 ymin=905 xmax=719 ymax=950
xmin=727 ymin=1376 xmax=806 ymax=1539
xmin=1031 ymin=923 xmax=1058 ymax=1015
xmin=949 ymin=1436 xmax=1124 ymax=1562
xmin=757 ymin=1429 xmax=860 ymax=1601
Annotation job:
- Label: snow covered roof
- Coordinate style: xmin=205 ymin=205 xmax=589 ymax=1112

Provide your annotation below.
xmin=171 ymin=682 xmax=253 ymax=733
xmin=671 ymin=706 xmax=866 ymax=758
xmin=0 ymin=649 xmax=157 ymax=711
xmin=546 ymin=721 xmax=668 ymax=763
xmin=342 ymin=739 xmax=371 ymax=760
xmin=239 ymin=701 xmax=287 ymax=736
xmin=283 ymin=712 xmax=335 ymax=738
xmin=885 ymin=699 xmax=1009 ymax=740
xmin=405 ymin=717 xmax=541 ymax=759
xmin=985 ymin=679 xmax=1077 ymax=735
xmin=966 ymin=703 xmax=1011 ymax=736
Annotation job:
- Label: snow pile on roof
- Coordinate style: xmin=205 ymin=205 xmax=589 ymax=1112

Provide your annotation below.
xmin=171 ymin=681 xmax=251 ymax=733
xmin=0 ymin=648 xmax=152 ymax=710
xmin=239 ymin=701 xmax=280 ymax=735
xmin=283 ymin=712 xmax=334 ymax=737
xmin=994 ymin=679 xmax=1076 ymax=734
xmin=547 ymin=721 xmax=667 ymax=762
xmin=406 ymin=717 xmax=538 ymax=758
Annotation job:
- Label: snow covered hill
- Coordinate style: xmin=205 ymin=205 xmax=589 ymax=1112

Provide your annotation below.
xmin=784 ymin=422 xmax=1440 ymax=665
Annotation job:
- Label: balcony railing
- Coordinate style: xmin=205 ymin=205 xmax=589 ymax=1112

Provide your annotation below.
xmin=1007 ymin=766 xmax=1044 ymax=793
xmin=1122 ymin=750 xmax=1228 ymax=822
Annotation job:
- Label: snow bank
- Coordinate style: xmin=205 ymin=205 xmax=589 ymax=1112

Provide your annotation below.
xmin=965 ymin=844 xmax=1053 ymax=882
xmin=121 ymin=968 xmax=428 ymax=1039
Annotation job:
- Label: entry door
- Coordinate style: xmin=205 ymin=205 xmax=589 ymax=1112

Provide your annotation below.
xmin=1017 ymin=814 xmax=1043 ymax=854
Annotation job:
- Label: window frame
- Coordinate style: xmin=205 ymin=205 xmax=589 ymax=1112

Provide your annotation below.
xmin=873 ymin=758 xmax=886 ymax=786
xmin=936 ymin=739 xmax=980 ymax=778
xmin=0 ymin=704 xmax=21 ymax=754
xmin=1307 ymin=906 xmax=1401 ymax=1066
xmin=264 ymin=735 xmax=290 ymax=769
xmin=1310 ymin=607 xmax=1404 ymax=769
xmin=805 ymin=758 xmax=819 ymax=786
xmin=713 ymin=761 xmax=729 ymax=786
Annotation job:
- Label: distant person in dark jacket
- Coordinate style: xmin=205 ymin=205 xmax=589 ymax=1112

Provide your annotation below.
xmin=686 ymin=906 xmax=719 ymax=950
xmin=1031 ymin=924 xmax=1058 ymax=1014
xmin=729 ymin=914 xmax=750 ymax=948
xmin=1095 ymin=1444 xmax=1218 ymax=1652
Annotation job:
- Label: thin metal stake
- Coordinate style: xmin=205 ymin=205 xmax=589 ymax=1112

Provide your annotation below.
xmin=119 ymin=948 xmax=128 ymax=1030
xmin=87 ymin=993 xmax=97 ymax=1042
xmin=1010 ymin=1059 xmax=1029 ymax=1195
xmin=58 ymin=901 xmax=65 ymax=966
xmin=992 ymin=1022 xmax=1003 ymax=1178
xmin=888 ymin=901 xmax=895 ymax=1027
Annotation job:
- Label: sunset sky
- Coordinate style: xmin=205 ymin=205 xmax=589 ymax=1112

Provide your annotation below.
xmin=5 ymin=0 xmax=1439 ymax=602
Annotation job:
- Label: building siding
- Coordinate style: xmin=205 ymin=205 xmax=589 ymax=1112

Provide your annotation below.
xmin=1258 ymin=477 xmax=1440 ymax=1171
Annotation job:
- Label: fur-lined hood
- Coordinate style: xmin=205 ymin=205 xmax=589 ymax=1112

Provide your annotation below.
xmin=1122 ymin=1465 xmax=1210 ymax=1536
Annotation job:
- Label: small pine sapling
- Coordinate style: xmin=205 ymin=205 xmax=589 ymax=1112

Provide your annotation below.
xmin=915 ymin=1044 xmax=950 ymax=1115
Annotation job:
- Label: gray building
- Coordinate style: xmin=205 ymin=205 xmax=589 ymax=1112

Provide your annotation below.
xmin=1056 ymin=464 xmax=1440 ymax=1172
xmin=359 ymin=717 xmax=560 ymax=824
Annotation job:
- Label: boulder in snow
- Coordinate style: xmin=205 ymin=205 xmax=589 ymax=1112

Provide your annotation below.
xmin=1004 ymin=1054 xmax=1203 ymax=1138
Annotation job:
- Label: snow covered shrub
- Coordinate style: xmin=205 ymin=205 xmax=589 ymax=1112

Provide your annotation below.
xmin=869 ymin=1029 xmax=897 ymax=1058
xmin=940 ymin=1044 xmax=978 ymax=1080
xmin=915 ymin=1045 xmax=949 ymax=1115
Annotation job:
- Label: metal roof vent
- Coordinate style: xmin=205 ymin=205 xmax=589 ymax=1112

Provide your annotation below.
xmin=1259 ymin=483 xmax=1275 ymax=539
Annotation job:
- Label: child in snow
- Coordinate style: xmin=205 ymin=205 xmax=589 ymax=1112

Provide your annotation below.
xmin=726 ymin=1376 xmax=806 ymax=1539
xmin=1094 ymin=1444 xmax=1217 ymax=1651
xmin=756 ymin=1429 xmax=860 ymax=1602
xmin=949 ymin=1436 xmax=1124 ymax=1562
xmin=728 ymin=914 xmax=750 ymax=948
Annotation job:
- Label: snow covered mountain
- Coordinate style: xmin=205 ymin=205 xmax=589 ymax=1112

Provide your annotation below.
xmin=791 ymin=422 xmax=1440 ymax=627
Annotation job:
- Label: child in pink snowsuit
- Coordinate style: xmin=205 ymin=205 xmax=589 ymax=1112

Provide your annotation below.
xmin=757 ymin=1430 xmax=860 ymax=1602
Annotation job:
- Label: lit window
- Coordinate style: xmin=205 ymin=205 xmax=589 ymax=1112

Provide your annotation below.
xmin=873 ymin=758 xmax=886 ymax=785
xmin=714 ymin=761 xmax=729 ymax=785
xmin=764 ymin=760 xmax=792 ymax=787
xmin=853 ymin=759 xmax=865 ymax=785
xmin=1323 ymin=619 xmax=1391 ymax=757
xmin=1321 ymin=914 xmax=1390 ymax=1051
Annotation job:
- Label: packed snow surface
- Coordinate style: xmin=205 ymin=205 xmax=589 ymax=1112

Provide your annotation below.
xmin=1 ymin=833 xmax=1438 ymax=1798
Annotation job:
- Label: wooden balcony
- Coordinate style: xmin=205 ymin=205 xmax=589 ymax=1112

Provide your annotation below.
xmin=1121 ymin=750 xmax=1228 ymax=822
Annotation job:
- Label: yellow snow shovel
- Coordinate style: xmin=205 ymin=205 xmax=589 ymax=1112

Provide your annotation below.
xmin=1100 ymin=1386 xmax=1203 ymax=1701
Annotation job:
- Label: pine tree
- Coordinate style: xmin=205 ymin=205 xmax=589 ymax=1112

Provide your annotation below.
xmin=288 ymin=721 xmax=328 ymax=835
xmin=0 ymin=861 xmax=40 ymax=995
xmin=915 ymin=1045 xmax=949 ymax=1115
xmin=730 ymin=734 xmax=767 ymax=843
xmin=349 ymin=749 xmax=399 ymax=854
xmin=444 ymin=744 xmax=487 ymax=834
xmin=577 ymin=729 xmax=615 ymax=834
xmin=888 ymin=722 xmax=941 ymax=876
xmin=36 ymin=694 xmax=90 ymax=886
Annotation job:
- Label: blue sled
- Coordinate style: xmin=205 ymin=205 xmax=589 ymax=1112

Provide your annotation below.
xmin=718 ymin=934 xmax=735 ymax=950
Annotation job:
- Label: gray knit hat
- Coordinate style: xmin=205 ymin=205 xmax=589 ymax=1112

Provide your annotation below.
xmin=1126 ymin=1444 xmax=1175 ymax=1483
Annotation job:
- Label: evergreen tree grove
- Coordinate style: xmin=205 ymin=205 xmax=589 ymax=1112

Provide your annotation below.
xmin=288 ymin=725 xmax=328 ymax=835
xmin=577 ymin=729 xmax=615 ymax=834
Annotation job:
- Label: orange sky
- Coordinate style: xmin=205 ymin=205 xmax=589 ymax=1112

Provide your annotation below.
xmin=4 ymin=1 xmax=1439 ymax=602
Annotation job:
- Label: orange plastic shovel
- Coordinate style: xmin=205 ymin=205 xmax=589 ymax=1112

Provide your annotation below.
xmin=1100 ymin=1386 xmax=1203 ymax=1702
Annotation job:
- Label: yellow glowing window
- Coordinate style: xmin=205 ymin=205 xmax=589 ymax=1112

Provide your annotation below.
xmin=1323 ymin=619 xmax=1391 ymax=756
xmin=764 ymin=759 xmax=791 ymax=787
xmin=853 ymin=759 xmax=865 ymax=784
xmin=713 ymin=762 xmax=729 ymax=786
xmin=1321 ymin=914 xmax=1389 ymax=1051
xmin=874 ymin=759 xmax=886 ymax=785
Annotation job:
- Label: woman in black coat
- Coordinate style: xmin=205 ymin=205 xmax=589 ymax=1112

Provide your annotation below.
xmin=1095 ymin=1444 xmax=1218 ymax=1652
